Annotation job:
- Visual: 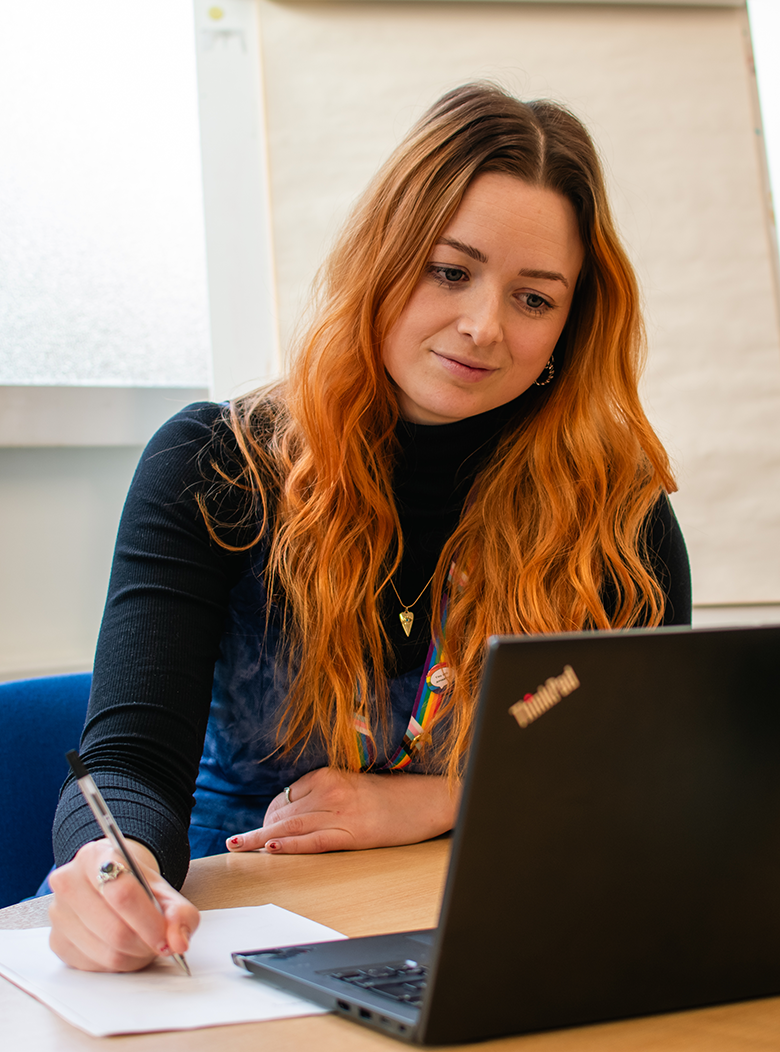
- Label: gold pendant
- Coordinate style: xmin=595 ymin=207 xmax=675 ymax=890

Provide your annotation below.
xmin=399 ymin=609 xmax=414 ymax=637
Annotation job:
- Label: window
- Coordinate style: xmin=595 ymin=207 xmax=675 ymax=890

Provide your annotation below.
xmin=0 ymin=0 xmax=212 ymax=443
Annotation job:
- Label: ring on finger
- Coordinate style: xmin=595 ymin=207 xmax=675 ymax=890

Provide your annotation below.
xmin=97 ymin=860 xmax=127 ymax=889
xmin=284 ymin=785 xmax=292 ymax=805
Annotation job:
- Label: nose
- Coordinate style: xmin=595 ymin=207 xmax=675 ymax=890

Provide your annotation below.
xmin=456 ymin=287 xmax=504 ymax=347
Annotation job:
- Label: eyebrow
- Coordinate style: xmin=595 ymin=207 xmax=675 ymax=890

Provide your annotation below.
xmin=435 ymin=238 xmax=570 ymax=289
xmin=436 ymin=237 xmax=488 ymax=265
xmin=519 ymin=267 xmax=570 ymax=290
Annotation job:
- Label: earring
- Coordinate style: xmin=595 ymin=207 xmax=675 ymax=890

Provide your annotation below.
xmin=534 ymin=356 xmax=555 ymax=386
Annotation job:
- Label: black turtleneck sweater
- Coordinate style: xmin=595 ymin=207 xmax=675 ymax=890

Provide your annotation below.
xmin=387 ymin=396 xmax=530 ymax=673
xmin=52 ymin=401 xmax=691 ymax=886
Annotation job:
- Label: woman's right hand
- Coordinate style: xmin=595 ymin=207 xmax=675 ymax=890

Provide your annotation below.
xmin=48 ymin=839 xmax=199 ymax=973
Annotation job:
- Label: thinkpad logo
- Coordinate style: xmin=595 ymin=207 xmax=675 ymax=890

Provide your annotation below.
xmin=509 ymin=665 xmax=580 ymax=728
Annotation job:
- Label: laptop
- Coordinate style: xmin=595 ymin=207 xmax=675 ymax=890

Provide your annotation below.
xmin=232 ymin=625 xmax=780 ymax=1044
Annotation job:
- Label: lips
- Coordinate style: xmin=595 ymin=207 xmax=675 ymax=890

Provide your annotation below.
xmin=431 ymin=351 xmax=496 ymax=382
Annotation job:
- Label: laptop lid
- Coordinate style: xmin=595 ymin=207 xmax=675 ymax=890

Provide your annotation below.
xmin=420 ymin=625 xmax=780 ymax=1043
xmin=234 ymin=625 xmax=780 ymax=1044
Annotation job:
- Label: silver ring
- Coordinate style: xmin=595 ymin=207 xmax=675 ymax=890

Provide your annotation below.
xmin=283 ymin=786 xmax=292 ymax=805
xmin=97 ymin=860 xmax=127 ymax=888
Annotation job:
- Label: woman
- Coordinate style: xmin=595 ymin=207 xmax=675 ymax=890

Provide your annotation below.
xmin=48 ymin=83 xmax=691 ymax=972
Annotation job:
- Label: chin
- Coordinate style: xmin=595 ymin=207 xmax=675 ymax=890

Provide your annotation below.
xmin=407 ymin=404 xmax=487 ymax=426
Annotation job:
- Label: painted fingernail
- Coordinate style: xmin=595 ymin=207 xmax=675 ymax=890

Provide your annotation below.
xmin=266 ymin=840 xmax=281 ymax=852
xmin=228 ymin=836 xmax=243 ymax=849
xmin=158 ymin=943 xmax=172 ymax=956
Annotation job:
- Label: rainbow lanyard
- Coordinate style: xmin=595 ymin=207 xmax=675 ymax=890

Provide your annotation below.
xmin=355 ymin=562 xmax=461 ymax=770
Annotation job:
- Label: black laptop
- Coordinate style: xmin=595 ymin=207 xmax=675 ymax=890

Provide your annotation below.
xmin=233 ymin=625 xmax=780 ymax=1044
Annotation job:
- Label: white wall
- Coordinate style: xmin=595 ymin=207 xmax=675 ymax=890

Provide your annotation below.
xmin=0 ymin=445 xmax=142 ymax=681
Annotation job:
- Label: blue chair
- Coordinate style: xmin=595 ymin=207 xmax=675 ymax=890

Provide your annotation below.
xmin=0 ymin=673 xmax=91 ymax=908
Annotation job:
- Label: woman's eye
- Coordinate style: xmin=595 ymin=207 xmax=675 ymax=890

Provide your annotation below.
xmin=522 ymin=292 xmax=551 ymax=314
xmin=429 ymin=265 xmax=468 ymax=285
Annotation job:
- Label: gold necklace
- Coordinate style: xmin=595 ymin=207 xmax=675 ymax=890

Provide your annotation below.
xmin=389 ymin=572 xmax=436 ymax=637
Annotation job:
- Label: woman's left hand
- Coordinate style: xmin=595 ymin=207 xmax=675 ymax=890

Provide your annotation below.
xmin=225 ymin=769 xmax=459 ymax=855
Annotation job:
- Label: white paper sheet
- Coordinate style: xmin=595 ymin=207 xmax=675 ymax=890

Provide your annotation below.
xmin=0 ymin=904 xmax=345 ymax=1036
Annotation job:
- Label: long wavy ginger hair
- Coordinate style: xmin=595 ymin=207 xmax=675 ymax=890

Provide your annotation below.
xmin=208 ymin=83 xmax=676 ymax=779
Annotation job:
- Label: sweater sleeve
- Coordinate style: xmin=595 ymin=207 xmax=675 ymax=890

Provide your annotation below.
xmin=52 ymin=403 xmax=252 ymax=888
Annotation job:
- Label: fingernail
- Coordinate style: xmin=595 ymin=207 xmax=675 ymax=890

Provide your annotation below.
xmin=266 ymin=840 xmax=281 ymax=852
xmin=180 ymin=926 xmax=191 ymax=950
xmin=158 ymin=943 xmax=172 ymax=956
xmin=228 ymin=836 xmax=243 ymax=849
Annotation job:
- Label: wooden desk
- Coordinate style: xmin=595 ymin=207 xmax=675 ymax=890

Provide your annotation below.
xmin=1 ymin=840 xmax=779 ymax=1051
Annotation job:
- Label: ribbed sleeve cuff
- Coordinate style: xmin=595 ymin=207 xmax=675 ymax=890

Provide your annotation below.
xmin=53 ymin=773 xmax=192 ymax=890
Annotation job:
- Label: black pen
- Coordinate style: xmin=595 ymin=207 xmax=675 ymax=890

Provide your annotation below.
xmin=65 ymin=750 xmax=191 ymax=976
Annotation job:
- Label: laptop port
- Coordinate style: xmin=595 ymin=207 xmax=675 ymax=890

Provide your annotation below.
xmin=359 ymin=1008 xmax=372 ymax=1020
xmin=336 ymin=1001 xmax=351 ymax=1012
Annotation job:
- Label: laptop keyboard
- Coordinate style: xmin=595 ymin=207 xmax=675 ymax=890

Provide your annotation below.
xmin=328 ymin=959 xmax=429 ymax=1007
